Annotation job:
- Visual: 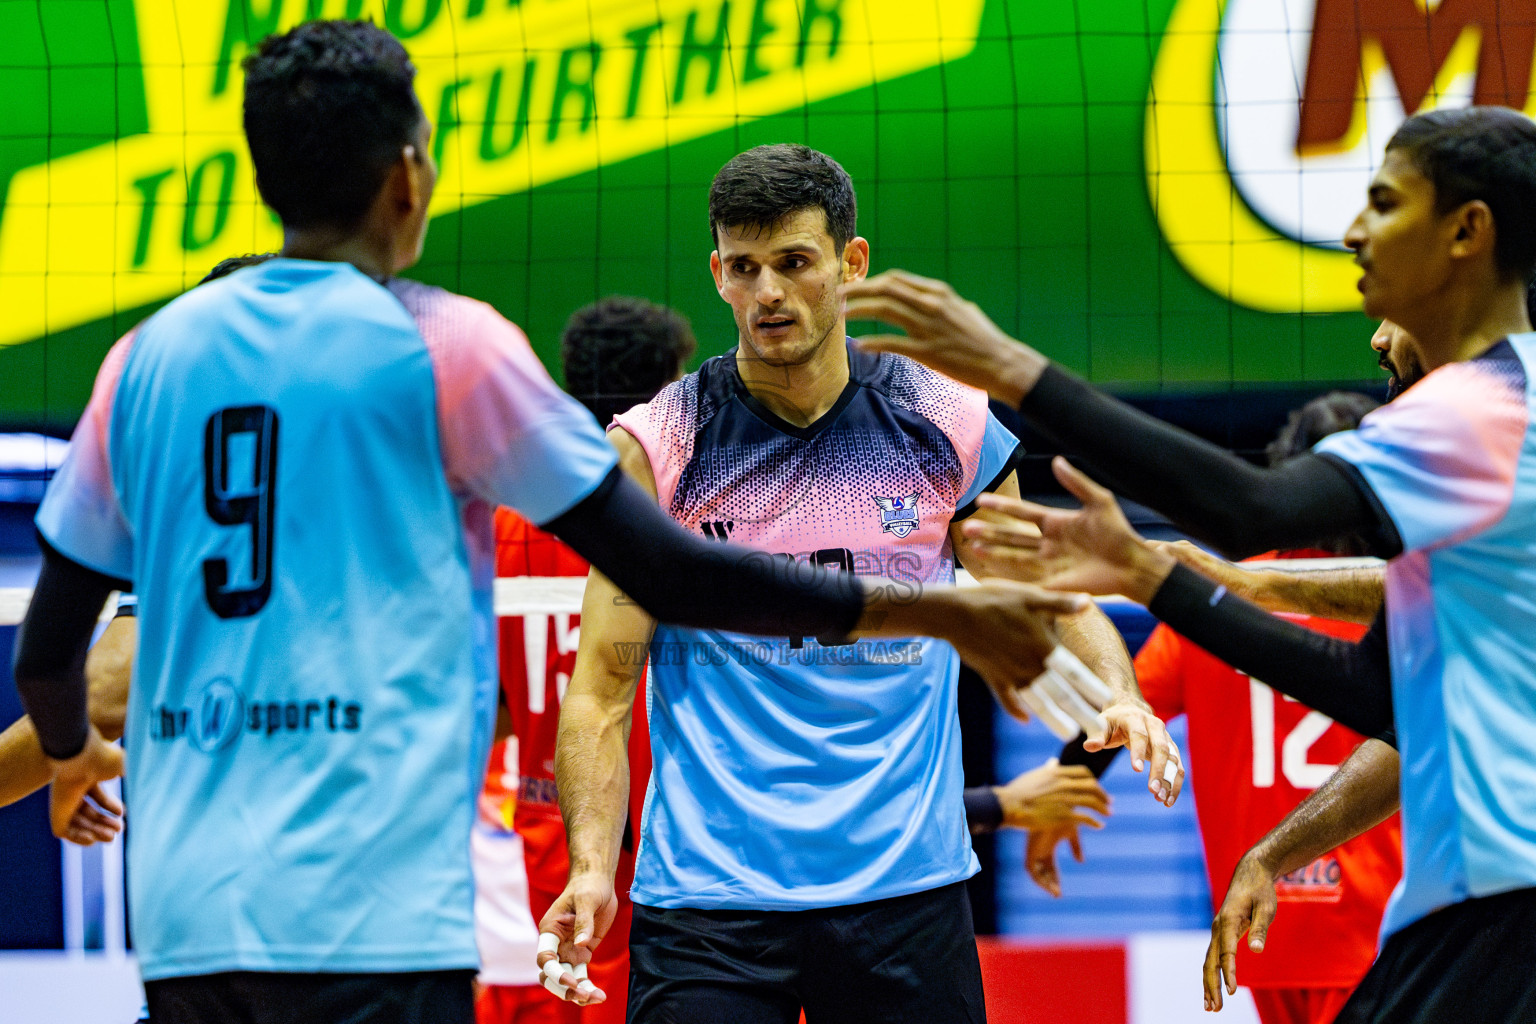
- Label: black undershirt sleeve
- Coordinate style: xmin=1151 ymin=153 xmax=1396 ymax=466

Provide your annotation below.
xmin=1148 ymin=564 xmax=1393 ymax=737
xmin=12 ymin=536 xmax=126 ymax=760
xmin=543 ymin=467 xmax=866 ymax=640
xmin=1019 ymin=364 xmax=1404 ymax=560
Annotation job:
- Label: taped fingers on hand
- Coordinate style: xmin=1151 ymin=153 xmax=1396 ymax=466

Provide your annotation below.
xmin=537 ymin=933 xmax=605 ymax=1004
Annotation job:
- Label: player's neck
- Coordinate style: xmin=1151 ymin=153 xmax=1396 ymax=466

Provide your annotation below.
xmin=736 ymin=330 xmax=850 ymax=428
xmin=281 ymin=226 xmax=396 ymax=282
xmin=1404 ymin=277 xmax=1532 ymax=373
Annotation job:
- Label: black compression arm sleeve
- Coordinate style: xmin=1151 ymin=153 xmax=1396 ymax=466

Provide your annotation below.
xmin=1058 ymin=733 xmax=1121 ymax=778
xmin=1019 ymin=365 xmax=1403 ymax=560
xmin=544 ymin=468 xmax=866 ymax=639
xmin=1148 ymin=564 xmax=1393 ymax=736
xmin=12 ymin=538 xmax=124 ymax=760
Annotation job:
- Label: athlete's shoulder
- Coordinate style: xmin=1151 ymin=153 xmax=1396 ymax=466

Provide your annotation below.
xmin=386 ymin=277 xmax=500 ymax=331
xmin=849 ymin=344 xmax=989 ymax=415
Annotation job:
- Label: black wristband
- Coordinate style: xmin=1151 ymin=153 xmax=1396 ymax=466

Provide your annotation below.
xmin=963 ymin=786 xmax=1004 ymax=835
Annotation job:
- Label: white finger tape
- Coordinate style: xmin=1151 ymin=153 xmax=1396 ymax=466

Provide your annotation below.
xmin=542 ymin=976 xmax=569 ymax=1000
xmin=542 ymin=960 xmax=568 ymax=984
xmin=1045 ymin=645 xmax=1115 ymax=707
xmin=573 ymin=963 xmax=589 ymax=981
xmin=1039 ymin=668 xmax=1107 ymax=743
xmin=1021 ymin=676 xmax=1079 ymax=740
xmin=538 ymin=932 xmax=560 ymax=955
xmin=1163 ymin=756 xmax=1182 ymax=785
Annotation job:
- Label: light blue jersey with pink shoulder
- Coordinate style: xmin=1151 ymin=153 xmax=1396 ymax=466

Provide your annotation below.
xmin=35 ymin=259 xmax=616 ymax=980
xmin=1316 ymin=334 xmax=1536 ymax=938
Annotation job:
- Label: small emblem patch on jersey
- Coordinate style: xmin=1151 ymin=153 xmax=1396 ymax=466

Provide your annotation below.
xmin=873 ymin=493 xmax=920 ymax=538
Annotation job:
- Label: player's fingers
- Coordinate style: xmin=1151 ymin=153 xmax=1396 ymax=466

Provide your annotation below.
xmin=72 ymin=802 xmax=123 ymax=839
xmin=1201 ymin=935 xmax=1225 ymax=1012
xmin=975 ymin=491 xmax=1055 ymax=529
xmin=1051 ymin=457 xmax=1116 ymax=510
xmin=85 ymin=783 xmax=125 ymax=819
xmin=1143 ymin=720 xmax=1172 ymax=804
xmin=1068 ymin=830 xmax=1085 ymax=863
xmin=882 ymin=268 xmax=958 ymax=297
xmin=1069 ymin=812 xmax=1105 ymax=830
xmin=843 ymin=293 xmax=930 ymax=334
xmin=1121 ymin=713 xmax=1151 ymax=774
xmin=1248 ymin=898 xmax=1275 ymax=953
xmin=1010 ymin=586 xmax=1090 ymax=616
xmin=49 ymin=781 xmax=90 ymax=840
xmin=990 ymin=679 xmax=1032 ymax=723
xmin=846 ymin=330 xmax=927 ymax=359
xmin=960 ymin=518 xmax=1044 ymax=550
xmin=1026 ymin=849 xmax=1061 ymax=898
xmin=1163 ymin=743 xmax=1186 ymax=806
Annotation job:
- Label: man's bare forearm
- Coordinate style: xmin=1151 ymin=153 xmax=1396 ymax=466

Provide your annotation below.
xmin=1057 ymin=604 xmax=1139 ymax=703
xmin=1246 ymin=737 xmax=1400 ymax=877
xmin=0 ymin=717 xmax=52 ymax=808
xmin=554 ymin=689 xmax=634 ymax=880
xmin=1247 ymin=567 xmax=1384 ymax=624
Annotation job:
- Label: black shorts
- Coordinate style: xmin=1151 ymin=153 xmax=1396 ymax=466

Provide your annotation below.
xmin=143 ymin=968 xmax=475 ymax=1024
xmin=1336 ymin=886 xmax=1536 ymax=1024
xmin=626 ymin=880 xmax=984 ymax=1024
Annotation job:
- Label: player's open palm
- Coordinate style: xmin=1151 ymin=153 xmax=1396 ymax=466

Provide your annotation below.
xmin=536 ymin=872 xmax=618 ymax=1005
xmin=967 ymin=457 xmax=1155 ymax=599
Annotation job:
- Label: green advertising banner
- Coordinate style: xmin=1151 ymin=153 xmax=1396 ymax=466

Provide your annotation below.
xmin=1 ymin=0 xmax=1521 ymax=431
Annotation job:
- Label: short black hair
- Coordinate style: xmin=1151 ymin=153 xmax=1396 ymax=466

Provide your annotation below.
xmin=1388 ymin=106 xmax=1536 ymax=280
xmin=708 ymin=144 xmax=856 ymax=251
xmin=1266 ymin=391 xmax=1379 ymax=467
xmin=200 ymin=252 xmax=277 ymax=285
xmin=243 ymin=20 xmax=422 ymax=231
xmin=561 ymin=297 xmax=698 ymax=425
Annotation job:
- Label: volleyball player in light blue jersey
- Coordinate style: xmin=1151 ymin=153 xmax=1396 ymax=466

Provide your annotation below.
xmin=849 ymin=106 xmax=1536 ymax=1024
xmin=11 ymin=22 xmax=1090 ymax=1024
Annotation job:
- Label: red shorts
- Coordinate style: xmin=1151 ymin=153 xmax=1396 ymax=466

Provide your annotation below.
xmin=1249 ymin=987 xmax=1356 ymax=1024
xmin=476 ymin=984 xmax=577 ymax=1024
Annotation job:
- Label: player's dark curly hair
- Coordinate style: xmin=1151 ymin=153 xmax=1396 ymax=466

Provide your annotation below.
xmin=243 ymin=20 xmax=422 ymax=230
xmin=561 ymin=297 xmax=698 ymax=425
xmin=708 ymin=144 xmax=856 ymax=250
xmin=199 ymin=252 xmax=277 ymax=285
xmin=1388 ymin=106 xmax=1536 ymax=280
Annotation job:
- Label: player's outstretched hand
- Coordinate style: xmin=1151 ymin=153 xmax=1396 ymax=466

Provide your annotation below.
xmin=842 ymin=270 xmax=1048 ymax=406
xmin=966 ymin=457 xmax=1177 ymax=604
xmin=48 ymin=727 xmax=124 ymax=845
xmin=1023 ymin=820 xmax=1089 ymax=898
xmin=996 ymin=759 xmax=1110 ymax=832
xmin=1204 ymin=852 xmax=1279 ymax=1012
xmin=536 ymin=871 xmax=618 ymax=1006
xmin=1094 ymin=700 xmax=1185 ymax=807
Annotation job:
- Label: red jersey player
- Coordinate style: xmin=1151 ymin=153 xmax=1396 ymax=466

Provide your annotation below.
xmin=472 ymin=297 xmax=695 ymax=1024
xmin=1134 ymin=393 xmax=1402 ymax=1024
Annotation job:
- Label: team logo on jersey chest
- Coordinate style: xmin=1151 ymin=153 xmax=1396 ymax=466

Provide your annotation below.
xmin=873 ymin=493 xmax=920 ymax=539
